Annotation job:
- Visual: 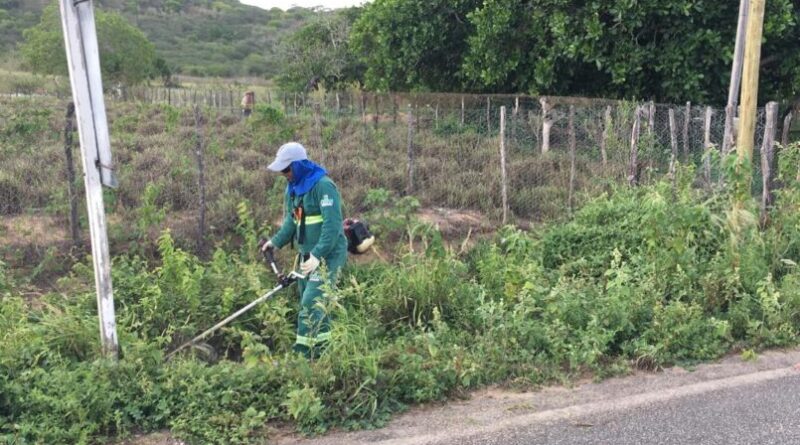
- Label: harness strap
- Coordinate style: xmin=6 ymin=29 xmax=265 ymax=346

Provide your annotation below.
xmin=291 ymin=194 xmax=323 ymax=246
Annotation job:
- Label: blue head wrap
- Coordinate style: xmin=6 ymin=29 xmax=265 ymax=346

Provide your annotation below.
xmin=288 ymin=160 xmax=327 ymax=196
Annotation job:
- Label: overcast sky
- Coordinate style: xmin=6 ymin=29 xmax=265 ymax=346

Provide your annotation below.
xmin=239 ymin=0 xmax=370 ymax=10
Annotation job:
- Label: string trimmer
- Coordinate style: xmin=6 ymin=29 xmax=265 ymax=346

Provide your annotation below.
xmin=166 ymin=242 xmax=303 ymax=359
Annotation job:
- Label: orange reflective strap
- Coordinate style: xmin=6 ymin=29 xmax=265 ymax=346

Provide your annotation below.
xmin=293 ymin=206 xmax=303 ymax=223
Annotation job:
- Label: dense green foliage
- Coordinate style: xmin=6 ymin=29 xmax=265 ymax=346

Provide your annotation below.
xmin=275 ymin=8 xmax=364 ymax=91
xmin=21 ymin=2 xmax=159 ymax=85
xmin=352 ymin=0 xmax=800 ymax=102
xmin=0 ymin=0 xmax=48 ymax=53
xmin=350 ymin=0 xmax=480 ymax=92
xmin=6 ymin=0 xmax=800 ymax=101
xmin=3 ymin=153 xmax=800 ymax=442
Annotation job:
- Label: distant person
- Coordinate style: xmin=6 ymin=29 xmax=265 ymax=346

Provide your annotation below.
xmin=260 ymin=142 xmax=348 ymax=358
xmin=241 ymin=91 xmax=255 ymax=118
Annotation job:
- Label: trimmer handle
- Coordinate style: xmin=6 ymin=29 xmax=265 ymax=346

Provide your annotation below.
xmin=279 ymin=271 xmax=304 ymax=287
xmin=259 ymin=238 xmax=280 ymax=276
xmin=258 ymin=238 xmax=306 ymax=286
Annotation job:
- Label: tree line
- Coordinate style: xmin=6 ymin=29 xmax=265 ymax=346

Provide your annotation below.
xmin=17 ymin=0 xmax=800 ymax=104
xmin=280 ymin=0 xmax=800 ymax=104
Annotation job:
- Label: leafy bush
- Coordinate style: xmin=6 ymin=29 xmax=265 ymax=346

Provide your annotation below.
xmin=249 ymin=104 xmax=285 ymax=126
xmin=1 ymin=107 xmax=53 ymax=146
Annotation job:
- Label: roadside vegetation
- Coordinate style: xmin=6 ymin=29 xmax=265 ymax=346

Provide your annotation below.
xmin=3 ymin=142 xmax=800 ymax=443
xmin=2 ymin=1 xmax=800 ymax=444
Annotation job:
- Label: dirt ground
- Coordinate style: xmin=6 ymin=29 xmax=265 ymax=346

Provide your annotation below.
xmin=0 ymin=214 xmax=69 ymax=248
xmin=0 ymin=206 xmax=490 ymax=245
xmin=417 ymin=206 xmax=494 ymax=237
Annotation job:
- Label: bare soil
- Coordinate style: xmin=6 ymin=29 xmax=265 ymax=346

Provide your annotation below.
xmin=0 ymin=206 xmax=492 ymax=261
xmin=0 ymin=214 xmax=69 ymax=247
xmin=417 ymin=206 xmax=493 ymax=237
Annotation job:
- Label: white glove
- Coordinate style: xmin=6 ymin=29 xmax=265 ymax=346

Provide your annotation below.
xmin=300 ymin=254 xmax=320 ymax=275
xmin=260 ymin=239 xmax=274 ymax=252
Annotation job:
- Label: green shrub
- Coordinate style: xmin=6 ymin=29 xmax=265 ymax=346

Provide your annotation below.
xmin=249 ymin=104 xmax=285 ymax=126
xmin=628 ymin=300 xmax=730 ymax=367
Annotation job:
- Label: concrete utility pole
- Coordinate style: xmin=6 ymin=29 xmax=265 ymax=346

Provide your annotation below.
xmin=723 ymin=0 xmax=749 ymax=155
xmin=59 ymin=0 xmax=119 ymax=359
xmin=735 ymin=0 xmax=766 ymax=201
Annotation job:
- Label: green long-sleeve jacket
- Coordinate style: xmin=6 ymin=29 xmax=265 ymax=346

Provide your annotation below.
xmin=270 ymin=176 xmax=348 ymax=261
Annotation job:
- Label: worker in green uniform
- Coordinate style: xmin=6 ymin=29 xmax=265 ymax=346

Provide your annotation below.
xmin=261 ymin=142 xmax=348 ymax=358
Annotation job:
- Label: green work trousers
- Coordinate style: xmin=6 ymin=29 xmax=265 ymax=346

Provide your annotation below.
xmin=293 ymin=253 xmax=346 ymax=358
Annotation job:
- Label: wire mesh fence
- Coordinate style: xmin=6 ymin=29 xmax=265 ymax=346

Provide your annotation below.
xmin=0 ymin=89 xmax=788 ymax=271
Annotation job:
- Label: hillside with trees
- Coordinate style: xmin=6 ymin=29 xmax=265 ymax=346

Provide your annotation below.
xmin=2 ymin=0 xmax=318 ymax=78
xmin=5 ymin=0 xmax=799 ymax=104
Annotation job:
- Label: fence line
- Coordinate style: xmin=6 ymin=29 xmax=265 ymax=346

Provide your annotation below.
xmin=0 ymin=90 xmax=790 ymax=269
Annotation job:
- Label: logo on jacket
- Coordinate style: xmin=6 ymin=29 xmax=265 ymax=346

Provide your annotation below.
xmin=320 ymin=194 xmax=334 ymax=207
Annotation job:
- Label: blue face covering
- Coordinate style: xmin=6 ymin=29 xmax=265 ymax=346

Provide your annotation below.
xmin=288 ymin=160 xmax=327 ymax=196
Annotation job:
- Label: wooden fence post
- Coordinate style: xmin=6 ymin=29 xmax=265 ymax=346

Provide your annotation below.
xmin=461 ymin=96 xmax=465 ymax=127
xmin=782 ymin=112 xmax=793 ymax=146
xmin=193 ymin=106 xmax=207 ymax=257
xmin=669 ymin=108 xmax=679 ymax=191
xmin=601 ymin=105 xmax=611 ymax=167
xmin=568 ymin=105 xmax=577 ymax=213
xmin=629 ymin=106 xmax=641 ymax=186
xmin=407 ymin=105 xmax=415 ymax=196
xmin=392 ymin=94 xmax=398 ymax=125
xmin=683 ymin=102 xmax=691 ymax=162
xmin=486 ymin=97 xmax=491 ymax=134
xmin=314 ymin=103 xmax=325 ymax=166
xmin=703 ymin=106 xmax=713 ymax=185
xmin=500 ymin=106 xmax=509 ymax=224
xmin=64 ymin=102 xmax=81 ymax=249
xmin=374 ymin=94 xmax=380 ymax=130
xmin=760 ymin=102 xmax=778 ymax=227
xmin=528 ymin=110 xmax=536 ymax=151
xmin=648 ymin=101 xmax=655 ymax=136
xmin=724 ymin=104 xmax=737 ymax=155
xmin=360 ymin=92 xmax=366 ymax=125
xmin=512 ymin=96 xmax=519 ymax=142
xmin=540 ymin=97 xmax=552 ymax=154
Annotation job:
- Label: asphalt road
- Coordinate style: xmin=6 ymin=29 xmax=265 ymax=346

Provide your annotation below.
xmin=457 ymin=372 xmax=800 ymax=445
xmin=277 ymin=348 xmax=800 ymax=445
